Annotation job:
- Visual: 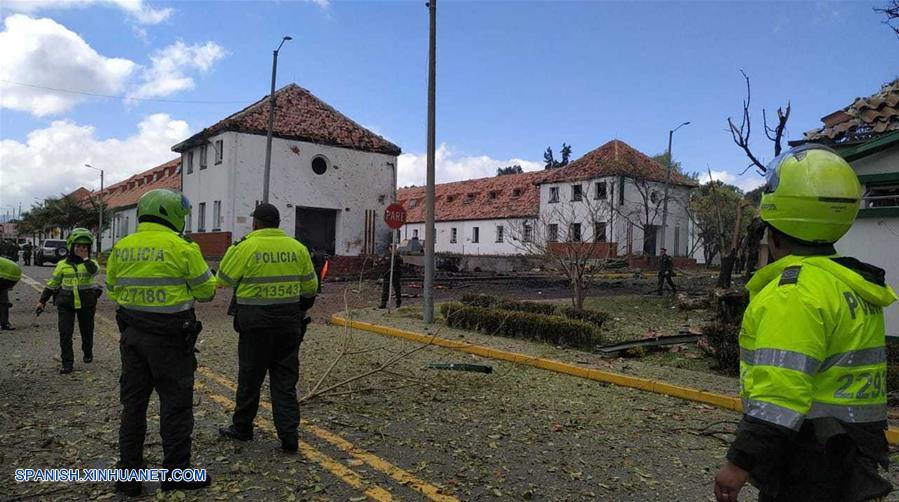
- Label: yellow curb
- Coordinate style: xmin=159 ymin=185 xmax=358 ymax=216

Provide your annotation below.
xmin=331 ymin=314 xmax=899 ymax=445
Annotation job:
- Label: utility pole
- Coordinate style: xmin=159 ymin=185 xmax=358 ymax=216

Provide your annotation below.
xmin=659 ymin=121 xmax=689 ymax=253
xmin=263 ymin=36 xmax=292 ymax=204
xmin=423 ymin=0 xmax=437 ymax=323
xmin=84 ymin=164 xmax=104 ymax=254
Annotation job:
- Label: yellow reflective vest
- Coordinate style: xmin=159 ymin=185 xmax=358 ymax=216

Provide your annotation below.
xmin=740 ymin=255 xmax=898 ymax=431
xmin=0 ymin=256 xmax=21 ymax=284
xmin=106 ymin=222 xmax=215 ymax=313
xmin=216 ymin=228 xmax=318 ymax=306
xmin=46 ymin=259 xmax=100 ymax=309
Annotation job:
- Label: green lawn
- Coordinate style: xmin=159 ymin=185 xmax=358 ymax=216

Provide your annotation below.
xmin=573 ymin=295 xmax=710 ymax=344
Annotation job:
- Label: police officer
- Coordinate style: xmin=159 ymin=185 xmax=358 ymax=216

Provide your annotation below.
xmin=36 ymin=228 xmax=101 ymax=373
xmin=656 ymin=247 xmax=676 ymax=295
xmin=216 ymin=204 xmax=317 ymax=453
xmin=22 ymin=241 xmax=33 ymax=266
xmin=379 ymin=252 xmax=402 ymax=309
xmin=0 ymin=255 xmax=21 ymax=330
xmin=714 ymin=144 xmax=897 ymax=502
xmin=106 ymin=189 xmax=215 ymax=496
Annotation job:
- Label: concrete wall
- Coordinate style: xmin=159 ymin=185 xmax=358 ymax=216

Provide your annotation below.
xmin=180 ymin=132 xmax=397 ymax=256
xmin=835 ymin=146 xmax=899 ymax=337
xmin=400 ymin=218 xmax=529 ymax=255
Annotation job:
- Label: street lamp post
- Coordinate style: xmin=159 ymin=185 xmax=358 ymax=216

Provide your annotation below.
xmin=659 ymin=121 xmax=690 ymax=253
xmin=262 ymin=36 xmax=292 ymax=204
xmin=84 ymin=164 xmax=104 ymax=254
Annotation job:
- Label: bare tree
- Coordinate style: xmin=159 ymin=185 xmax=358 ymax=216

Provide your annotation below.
xmin=875 ymin=1 xmax=899 ymax=37
xmin=508 ymin=195 xmax=614 ymax=309
xmin=724 ymin=71 xmax=791 ymax=285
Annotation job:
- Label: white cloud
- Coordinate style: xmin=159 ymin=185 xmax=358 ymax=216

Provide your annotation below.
xmin=0 ymin=114 xmax=190 ymax=211
xmin=4 ymin=0 xmax=172 ymax=25
xmin=128 ymin=41 xmax=227 ymax=99
xmin=397 ymin=143 xmax=543 ymax=187
xmin=698 ymin=169 xmax=765 ymax=193
xmin=306 ymin=0 xmax=330 ymax=8
xmin=0 ymin=14 xmax=137 ymax=116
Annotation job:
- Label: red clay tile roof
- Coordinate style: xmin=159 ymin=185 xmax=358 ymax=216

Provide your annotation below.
xmin=172 ymin=83 xmax=401 ymax=156
xmin=804 ymin=79 xmax=899 ymax=144
xmin=101 ymin=158 xmax=181 ymax=210
xmin=66 ymin=187 xmax=93 ymax=202
xmin=398 ymin=170 xmax=549 ymax=223
xmin=541 ymin=139 xmax=698 ymax=187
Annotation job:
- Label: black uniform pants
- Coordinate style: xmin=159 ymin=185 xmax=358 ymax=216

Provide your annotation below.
xmin=232 ymin=327 xmax=302 ymax=444
xmin=657 ymin=271 xmax=676 ymax=294
xmin=119 ymin=326 xmax=196 ymax=469
xmin=58 ymin=303 xmax=95 ymax=367
xmin=0 ymin=287 xmax=9 ymax=326
xmin=380 ymin=271 xmax=401 ymax=308
xmin=22 ymin=253 xmax=31 ymax=266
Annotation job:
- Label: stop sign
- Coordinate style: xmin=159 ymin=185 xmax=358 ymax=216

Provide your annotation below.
xmin=384 ymin=203 xmax=407 ymax=229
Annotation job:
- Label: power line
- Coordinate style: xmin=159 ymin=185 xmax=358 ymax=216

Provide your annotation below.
xmin=0 ymin=79 xmax=250 ymax=104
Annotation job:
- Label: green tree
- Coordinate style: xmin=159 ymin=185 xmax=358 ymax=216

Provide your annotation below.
xmin=686 ymin=181 xmax=753 ymax=266
xmin=652 ymin=152 xmax=683 ymax=174
xmin=497 ymin=164 xmax=524 ymax=176
xmin=544 ymin=143 xmax=573 ymax=170
xmin=560 ymin=143 xmax=572 ymax=167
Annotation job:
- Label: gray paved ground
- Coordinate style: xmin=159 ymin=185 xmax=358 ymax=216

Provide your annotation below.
xmin=1 ymin=264 xmax=896 ymax=501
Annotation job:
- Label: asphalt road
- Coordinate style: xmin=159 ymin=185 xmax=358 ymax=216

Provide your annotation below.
xmin=2 ymin=264 xmax=893 ymax=501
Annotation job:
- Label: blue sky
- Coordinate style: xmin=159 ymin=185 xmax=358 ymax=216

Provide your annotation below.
xmin=1 ymin=0 xmax=897 ymax=215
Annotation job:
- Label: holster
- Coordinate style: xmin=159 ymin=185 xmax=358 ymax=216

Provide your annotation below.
xmin=183 ymin=319 xmax=203 ymax=354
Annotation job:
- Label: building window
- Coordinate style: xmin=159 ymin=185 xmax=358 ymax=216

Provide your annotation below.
xmin=199 ymin=145 xmax=208 ymax=170
xmin=464 ymin=193 xmax=475 ymax=204
xmin=450 ymin=228 xmax=457 ymax=243
xmin=214 ymin=139 xmax=223 ymax=164
xmin=571 ymin=184 xmax=583 ymax=202
xmin=197 ymin=202 xmax=206 ymax=232
xmin=595 ymin=181 xmax=607 ymax=200
xmin=186 ymin=210 xmax=192 ymax=233
xmin=549 ymin=187 xmax=560 ymax=203
xmin=496 ymin=225 xmax=504 ymax=243
xmin=213 ymin=201 xmax=221 ymax=231
xmin=488 ymin=191 xmax=498 ymax=200
xmin=650 ymin=190 xmax=661 ymax=204
xmin=413 ymin=229 xmax=419 ymax=239
xmin=472 ymin=227 xmax=480 ymax=243
xmin=864 ymin=184 xmax=899 ymax=208
xmin=523 ymin=223 xmax=533 ymax=243
xmin=594 ymin=222 xmax=607 ymax=242
xmin=547 ymin=223 xmax=559 ymax=242
xmin=569 ymin=223 xmax=582 ymax=242
xmin=512 ymin=188 xmax=522 ymax=198
xmin=446 ymin=195 xmax=455 ymax=203
xmin=311 ymin=156 xmax=328 ymax=175
xmin=186 ymin=151 xmax=194 ymax=174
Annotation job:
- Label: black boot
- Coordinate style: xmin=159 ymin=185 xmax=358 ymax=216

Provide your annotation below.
xmin=218 ymin=424 xmax=253 ymax=441
xmin=59 ymin=366 xmax=73 ymax=374
xmin=83 ymin=354 xmax=93 ymax=363
xmin=1 ymin=324 xmax=15 ymax=331
xmin=280 ymin=436 xmax=298 ymax=454
xmin=160 ymin=472 xmax=211 ymax=492
xmin=114 ymin=480 xmax=142 ymax=497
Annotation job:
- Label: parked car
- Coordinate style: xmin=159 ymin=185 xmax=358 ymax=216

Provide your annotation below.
xmin=36 ymin=239 xmax=68 ymax=266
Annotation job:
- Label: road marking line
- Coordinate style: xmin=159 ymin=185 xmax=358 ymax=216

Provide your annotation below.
xmin=198 ymin=367 xmax=459 ymax=502
xmin=196 ymin=379 xmax=394 ymax=502
xmin=332 ymin=314 xmax=899 ymax=446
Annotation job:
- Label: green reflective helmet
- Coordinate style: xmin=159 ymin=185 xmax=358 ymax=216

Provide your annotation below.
xmin=137 ymin=189 xmax=191 ymax=233
xmin=760 ymin=144 xmax=861 ymax=244
xmin=67 ymin=228 xmax=94 ymax=248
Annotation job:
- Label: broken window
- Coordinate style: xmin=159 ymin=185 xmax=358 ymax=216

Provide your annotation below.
xmin=409 ymin=199 xmax=418 ymax=209
xmin=472 ymin=227 xmax=480 ymax=243
xmin=413 ymin=229 xmax=419 ymax=239
xmin=512 ymin=188 xmax=522 ymax=198
xmin=523 ymin=223 xmax=533 ymax=242
xmin=312 ymin=156 xmax=328 ymax=175
xmin=864 ymin=183 xmax=899 ymax=208
xmin=199 ymin=145 xmax=208 ymax=170
xmin=595 ymin=181 xmax=607 ymax=199
xmin=569 ymin=223 xmax=582 ymax=242
xmin=488 ymin=191 xmax=498 ymax=200
xmin=549 ymin=187 xmax=560 ymax=203
xmin=496 ymin=225 xmax=504 ymax=243
xmin=186 ymin=151 xmax=194 ymax=174
xmin=594 ymin=222 xmax=607 ymax=242
xmin=446 ymin=195 xmax=455 ymax=203
xmin=464 ymin=193 xmax=476 ymax=204
xmin=450 ymin=228 xmax=457 ymax=243
xmin=214 ymin=139 xmax=224 ymax=164
xmin=547 ymin=223 xmax=559 ymax=242
xmin=571 ymin=184 xmax=583 ymax=202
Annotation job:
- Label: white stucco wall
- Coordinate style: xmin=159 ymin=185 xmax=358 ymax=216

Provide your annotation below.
xmin=401 ymin=218 xmax=529 ymax=255
xmin=835 ymin=146 xmax=899 ymax=337
xmin=180 ymin=132 xmax=397 ymax=256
